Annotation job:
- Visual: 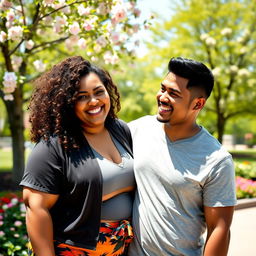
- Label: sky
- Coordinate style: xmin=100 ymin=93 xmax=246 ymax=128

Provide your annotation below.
xmin=135 ymin=0 xmax=173 ymax=56
xmin=137 ymin=0 xmax=172 ymax=20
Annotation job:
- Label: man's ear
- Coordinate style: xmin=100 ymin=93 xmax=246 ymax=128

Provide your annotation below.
xmin=193 ymin=97 xmax=206 ymax=110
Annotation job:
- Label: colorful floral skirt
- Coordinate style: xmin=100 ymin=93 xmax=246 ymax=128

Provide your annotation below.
xmin=28 ymin=219 xmax=133 ymax=256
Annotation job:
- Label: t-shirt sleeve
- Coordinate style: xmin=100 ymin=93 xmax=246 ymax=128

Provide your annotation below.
xmin=19 ymin=139 xmax=64 ymax=194
xmin=203 ymin=156 xmax=237 ymax=207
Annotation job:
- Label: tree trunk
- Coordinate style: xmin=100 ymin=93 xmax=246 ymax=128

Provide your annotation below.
xmin=217 ymin=113 xmax=226 ymax=143
xmin=4 ymin=86 xmax=25 ymax=187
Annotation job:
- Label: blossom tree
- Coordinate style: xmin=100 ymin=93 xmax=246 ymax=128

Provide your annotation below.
xmin=0 ymin=0 xmax=144 ymax=185
xmin=135 ymin=0 xmax=256 ymax=142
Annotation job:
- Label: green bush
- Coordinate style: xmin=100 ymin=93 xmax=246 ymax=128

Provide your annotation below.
xmin=234 ymin=161 xmax=256 ymax=179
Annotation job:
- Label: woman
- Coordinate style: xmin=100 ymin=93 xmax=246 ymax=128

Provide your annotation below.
xmin=20 ymin=56 xmax=134 ymax=256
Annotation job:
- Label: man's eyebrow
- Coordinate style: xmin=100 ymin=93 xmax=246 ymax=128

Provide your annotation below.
xmin=160 ymin=83 xmax=181 ymax=94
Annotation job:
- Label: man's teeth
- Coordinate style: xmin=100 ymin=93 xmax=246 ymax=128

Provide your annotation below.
xmin=160 ymin=106 xmax=171 ymax=111
xmin=88 ymin=107 xmax=101 ymax=114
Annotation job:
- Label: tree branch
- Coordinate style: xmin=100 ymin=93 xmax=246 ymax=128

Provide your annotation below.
xmin=38 ymin=0 xmax=86 ymax=21
xmin=19 ymin=0 xmax=26 ymax=26
xmin=30 ymin=36 xmax=69 ymax=53
xmin=8 ymin=39 xmax=24 ymax=56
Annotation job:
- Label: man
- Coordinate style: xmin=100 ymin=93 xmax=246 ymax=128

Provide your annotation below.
xmin=128 ymin=57 xmax=237 ymax=256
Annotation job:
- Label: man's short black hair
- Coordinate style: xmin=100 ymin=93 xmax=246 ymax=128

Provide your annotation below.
xmin=168 ymin=57 xmax=214 ymax=98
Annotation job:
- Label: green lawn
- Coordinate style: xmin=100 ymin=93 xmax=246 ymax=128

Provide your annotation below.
xmin=0 ymin=148 xmax=30 ymax=172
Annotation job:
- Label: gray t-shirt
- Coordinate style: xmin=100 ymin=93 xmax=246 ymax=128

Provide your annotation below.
xmin=128 ymin=115 xmax=237 ymax=256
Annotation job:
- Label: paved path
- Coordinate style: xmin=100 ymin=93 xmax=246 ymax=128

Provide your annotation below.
xmin=228 ymin=207 xmax=256 ymax=256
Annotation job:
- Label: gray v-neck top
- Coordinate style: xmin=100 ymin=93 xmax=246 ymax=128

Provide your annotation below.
xmin=92 ymin=137 xmax=135 ymax=220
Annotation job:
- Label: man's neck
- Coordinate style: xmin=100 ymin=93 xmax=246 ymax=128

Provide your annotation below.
xmin=163 ymin=122 xmax=201 ymax=142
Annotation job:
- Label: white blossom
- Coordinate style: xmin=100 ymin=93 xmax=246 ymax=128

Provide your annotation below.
xmin=43 ymin=16 xmax=53 ymax=25
xmin=33 ymin=60 xmax=46 ymax=72
xmin=8 ymin=26 xmax=23 ymax=41
xmin=238 ymin=68 xmax=250 ymax=77
xmin=0 ymin=31 xmax=7 ymax=42
xmin=97 ymin=3 xmax=108 ymax=15
xmin=78 ymin=4 xmax=91 ymax=16
xmin=111 ymin=2 xmax=127 ymax=25
xmin=77 ymin=38 xmax=87 ymax=49
xmin=83 ymin=20 xmax=94 ymax=31
xmin=229 ymin=65 xmax=238 ymax=74
xmin=103 ymin=51 xmax=119 ymax=65
xmin=69 ymin=22 xmax=80 ymax=35
xmin=25 ymin=40 xmax=34 ymax=50
xmin=132 ymin=24 xmax=140 ymax=33
xmin=11 ymin=198 xmax=19 ymax=205
xmin=221 ymin=27 xmax=232 ymax=36
xmin=110 ymin=31 xmax=120 ymax=44
xmin=91 ymin=56 xmax=98 ymax=62
xmin=6 ymin=10 xmax=15 ymax=22
xmin=200 ymin=33 xmax=209 ymax=41
xmin=205 ymin=37 xmax=216 ymax=46
xmin=43 ymin=0 xmax=54 ymax=5
xmin=239 ymin=47 xmax=248 ymax=54
xmin=65 ymin=36 xmax=79 ymax=51
xmin=96 ymin=35 xmax=107 ymax=47
xmin=0 ymin=0 xmax=12 ymax=11
xmin=212 ymin=67 xmax=221 ymax=77
xmin=4 ymin=94 xmax=13 ymax=100
xmin=93 ymin=44 xmax=102 ymax=53
xmin=3 ymin=72 xmax=17 ymax=94
xmin=53 ymin=16 xmax=67 ymax=33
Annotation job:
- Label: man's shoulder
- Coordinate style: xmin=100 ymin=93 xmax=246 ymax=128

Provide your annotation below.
xmin=200 ymin=127 xmax=232 ymax=159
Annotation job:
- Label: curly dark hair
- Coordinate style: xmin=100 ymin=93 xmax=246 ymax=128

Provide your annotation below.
xmin=29 ymin=56 xmax=121 ymax=150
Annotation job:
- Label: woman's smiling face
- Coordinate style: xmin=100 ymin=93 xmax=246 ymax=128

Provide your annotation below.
xmin=75 ymin=72 xmax=110 ymax=132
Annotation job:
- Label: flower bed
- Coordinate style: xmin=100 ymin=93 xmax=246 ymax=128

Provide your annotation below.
xmin=234 ymin=161 xmax=256 ymax=199
xmin=236 ymin=176 xmax=256 ymax=199
xmin=0 ymin=193 xmax=28 ymax=256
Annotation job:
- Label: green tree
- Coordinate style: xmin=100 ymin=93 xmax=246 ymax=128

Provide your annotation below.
xmin=0 ymin=0 xmax=143 ymax=185
xmin=132 ymin=0 xmax=256 ymax=142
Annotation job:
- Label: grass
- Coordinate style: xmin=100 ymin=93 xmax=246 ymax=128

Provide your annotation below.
xmin=0 ymin=148 xmax=30 ymax=172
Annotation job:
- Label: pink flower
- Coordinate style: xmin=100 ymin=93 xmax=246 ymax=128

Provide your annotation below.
xmin=69 ymin=22 xmax=80 ymax=35
xmin=111 ymin=3 xmax=127 ymax=25
xmin=0 ymin=0 xmax=12 ymax=11
xmin=83 ymin=20 xmax=94 ymax=31
xmin=25 ymin=40 xmax=34 ymax=50
xmin=110 ymin=31 xmax=120 ymax=44
xmin=6 ymin=10 xmax=15 ymax=22
xmin=14 ymin=220 xmax=23 ymax=227
xmin=8 ymin=26 xmax=23 ymax=41
xmin=133 ymin=8 xmax=141 ymax=18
